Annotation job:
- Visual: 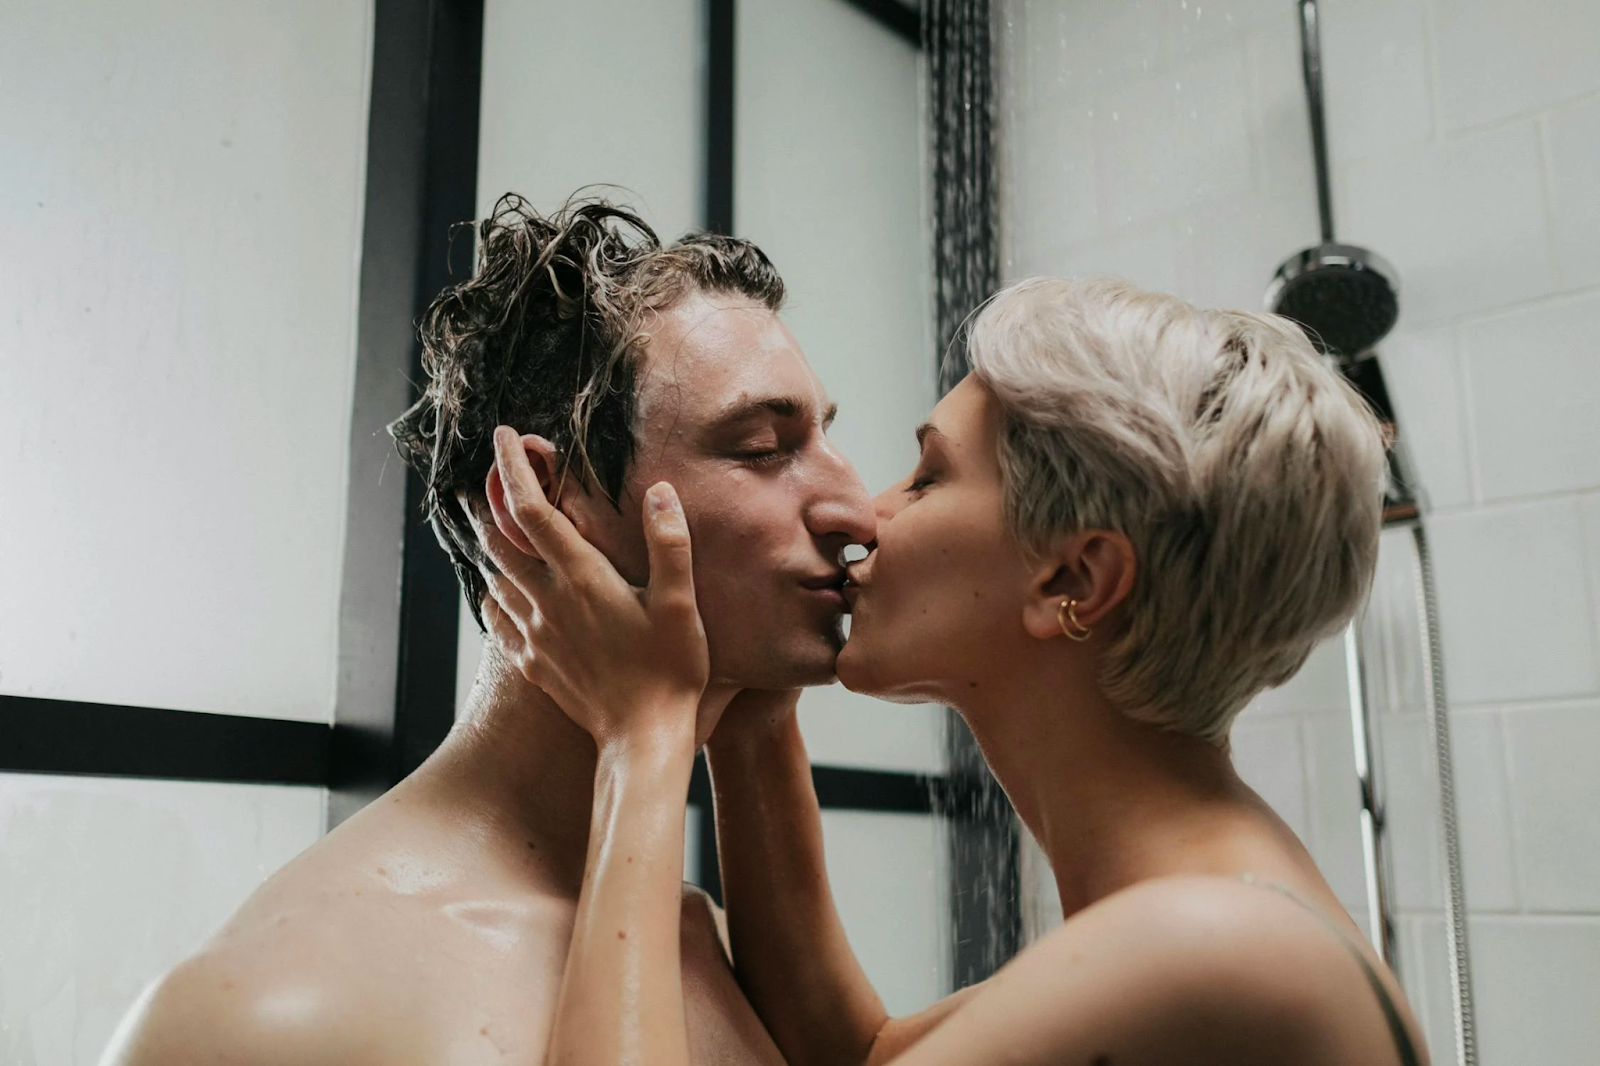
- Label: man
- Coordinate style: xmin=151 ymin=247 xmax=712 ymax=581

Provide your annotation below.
xmin=102 ymin=194 xmax=876 ymax=1066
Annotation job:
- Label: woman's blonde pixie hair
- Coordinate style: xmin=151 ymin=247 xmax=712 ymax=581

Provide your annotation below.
xmin=967 ymin=277 xmax=1386 ymax=744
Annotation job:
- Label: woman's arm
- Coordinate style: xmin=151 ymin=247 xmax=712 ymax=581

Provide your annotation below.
xmin=706 ymin=705 xmax=983 ymax=1066
xmin=476 ymin=426 xmax=710 ymax=1066
xmin=548 ymin=723 xmax=698 ymax=1066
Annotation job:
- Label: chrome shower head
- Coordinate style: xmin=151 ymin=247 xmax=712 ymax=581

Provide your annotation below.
xmin=1266 ymin=242 xmax=1399 ymax=360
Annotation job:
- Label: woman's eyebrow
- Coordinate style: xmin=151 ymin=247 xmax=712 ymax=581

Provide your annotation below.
xmin=915 ymin=422 xmax=947 ymax=449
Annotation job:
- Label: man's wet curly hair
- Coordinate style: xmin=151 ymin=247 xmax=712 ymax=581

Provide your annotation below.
xmin=389 ymin=192 xmax=785 ymax=625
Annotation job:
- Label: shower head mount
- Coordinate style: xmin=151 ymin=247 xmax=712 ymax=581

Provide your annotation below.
xmin=1266 ymin=0 xmax=1400 ymax=363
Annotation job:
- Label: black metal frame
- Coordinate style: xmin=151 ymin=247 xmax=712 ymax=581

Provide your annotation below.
xmin=839 ymin=0 xmax=922 ymax=47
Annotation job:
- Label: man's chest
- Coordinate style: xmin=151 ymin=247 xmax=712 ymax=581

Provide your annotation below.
xmin=362 ymin=904 xmax=785 ymax=1066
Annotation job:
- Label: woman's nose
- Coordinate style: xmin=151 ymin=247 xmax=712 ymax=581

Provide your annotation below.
xmin=873 ymin=483 xmax=907 ymax=523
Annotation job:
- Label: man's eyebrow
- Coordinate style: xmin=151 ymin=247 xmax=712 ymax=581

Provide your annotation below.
xmin=707 ymin=396 xmax=835 ymax=429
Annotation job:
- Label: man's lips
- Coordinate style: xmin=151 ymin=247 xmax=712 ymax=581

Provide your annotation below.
xmin=799 ymin=570 xmax=848 ymax=591
xmin=799 ymin=570 xmax=850 ymax=611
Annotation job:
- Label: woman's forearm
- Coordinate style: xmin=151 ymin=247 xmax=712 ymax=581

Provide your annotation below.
xmin=703 ymin=709 xmax=889 ymax=1066
xmin=546 ymin=722 xmax=698 ymax=1066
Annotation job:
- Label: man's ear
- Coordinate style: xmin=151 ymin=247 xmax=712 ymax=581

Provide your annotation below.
xmin=1020 ymin=529 xmax=1137 ymax=641
xmin=483 ymin=434 xmax=565 ymax=556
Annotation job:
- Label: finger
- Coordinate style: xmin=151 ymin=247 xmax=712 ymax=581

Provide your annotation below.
xmin=491 ymin=426 xmax=588 ymax=568
xmin=484 ymin=465 xmax=537 ymax=557
xmin=642 ymin=482 xmax=698 ymax=619
xmin=481 ymin=593 xmax=520 ymax=650
xmin=482 ymin=595 xmax=544 ymax=688
xmin=482 ymin=563 xmax=537 ymax=629
xmin=478 ymin=517 xmax=550 ymax=596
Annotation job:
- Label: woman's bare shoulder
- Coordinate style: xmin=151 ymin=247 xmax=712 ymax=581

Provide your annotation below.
xmin=894 ymin=875 xmax=1375 ymax=1066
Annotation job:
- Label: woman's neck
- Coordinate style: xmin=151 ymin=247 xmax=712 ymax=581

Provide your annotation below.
xmin=953 ymin=650 xmax=1257 ymax=919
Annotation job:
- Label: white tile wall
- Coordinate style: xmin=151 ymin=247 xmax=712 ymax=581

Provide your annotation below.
xmin=1049 ymin=220 xmax=1189 ymax=297
xmin=1468 ymin=916 xmax=1600 ymax=1064
xmin=1243 ymin=15 xmax=1316 ymax=197
xmin=1378 ymin=713 xmax=1446 ymax=912
xmin=1464 ymin=294 xmax=1600 ymax=502
xmin=1433 ymin=0 xmax=1600 ymax=132
xmin=1230 ymin=715 xmax=1311 ymax=842
xmin=1302 ymin=709 xmax=1366 ymax=907
xmin=1319 ymin=0 xmax=1434 ymax=163
xmin=1503 ymin=702 xmax=1600 ymax=912
xmin=1379 ymin=706 xmax=1525 ymax=917
xmin=1181 ymin=185 xmax=1319 ymax=312
xmin=1382 ymin=327 xmax=1474 ymax=512
xmin=1093 ymin=47 xmax=1256 ymax=229
xmin=1426 ymin=500 xmax=1598 ymax=705
xmin=1581 ymin=493 xmax=1600 ymax=666
xmin=1545 ymin=97 xmax=1600 ymax=290
xmin=1004 ymin=105 xmax=1101 ymax=272
xmin=1337 ymin=122 xmax=1556 ymax=327
xmin=1448 ymin=711 xmax=1520 ymax=913
xmin=1404 ymin=915 xmax=1455 ymax=1060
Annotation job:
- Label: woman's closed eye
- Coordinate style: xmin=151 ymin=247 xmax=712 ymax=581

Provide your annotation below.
xmin=905 ymin=470 xmax=937 ymax=494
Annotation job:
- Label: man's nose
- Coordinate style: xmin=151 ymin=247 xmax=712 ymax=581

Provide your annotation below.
xmin=805 ymin=447 xmax=877 ymax=548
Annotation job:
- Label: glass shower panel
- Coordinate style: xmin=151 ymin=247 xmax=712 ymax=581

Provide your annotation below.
xmin=736 ymin=0 xmax=943 ymax=773
xmin=476 ymin=0 xmax=703 ymax=235
xmin=0 ymin=774 xmax=325 ymax=1066
xmin=1361 ymin=525 xmax=1454 ymax=1057
xmin=0 ymin=0 xmax=372 ymax=723
xmin=820 ymin=810 xmax=950 ymax=1016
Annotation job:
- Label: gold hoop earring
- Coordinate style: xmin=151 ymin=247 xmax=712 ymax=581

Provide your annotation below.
xmin=1058 ymin=598 xmax=1093 ymax=642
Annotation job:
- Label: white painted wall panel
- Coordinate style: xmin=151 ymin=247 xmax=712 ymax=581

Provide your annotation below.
xmin=0 ymin=774 xmax=324 ymax=1066
xmin=0 ymin=0 xmax=373 ymax=722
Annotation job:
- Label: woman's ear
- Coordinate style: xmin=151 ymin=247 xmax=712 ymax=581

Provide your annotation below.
xmin=1020 ymin=529 xmax=1137 ymax=641
xmin=483 ymin=434 xmax=563 ymax=555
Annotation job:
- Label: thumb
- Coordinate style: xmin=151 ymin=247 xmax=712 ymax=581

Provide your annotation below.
xmin=643 ymin=482 xmax=697 ymax=617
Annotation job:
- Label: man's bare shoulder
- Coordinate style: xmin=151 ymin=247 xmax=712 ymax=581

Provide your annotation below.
xmin=100 ymin=939 xmax=388 ymax=1066
xmin=102 ymin=796 xmax=579 ymax=1066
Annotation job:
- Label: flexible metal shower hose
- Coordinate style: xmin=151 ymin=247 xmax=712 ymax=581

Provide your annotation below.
xmin=1410 ymin=522 xmax=1478 ymax=1066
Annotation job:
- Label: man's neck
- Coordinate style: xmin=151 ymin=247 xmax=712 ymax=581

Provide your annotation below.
xmin=408 ymin=646 xmax=735 ymax=898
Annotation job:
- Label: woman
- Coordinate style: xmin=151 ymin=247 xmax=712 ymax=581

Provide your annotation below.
xmin=477 ymin=277 xmax=1427 ymax=1066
